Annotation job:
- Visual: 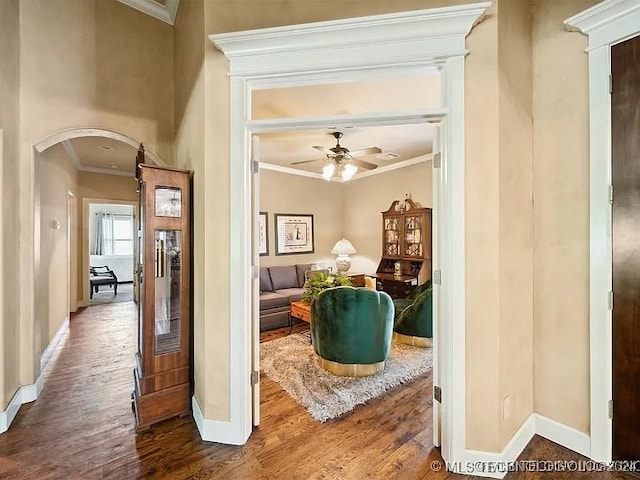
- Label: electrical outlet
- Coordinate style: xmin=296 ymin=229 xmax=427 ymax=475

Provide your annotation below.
xmin=503 ymin=395 xmax=511 ymax=419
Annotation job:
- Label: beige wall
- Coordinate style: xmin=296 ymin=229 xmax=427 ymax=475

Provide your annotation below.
xmin=173 ymin=0 xmax=208 ymax=419
xmin=0 ymin=0 xmax=20 ymax=409
xmin=38 ymin=146 xmax=79 ymax=354
xmin=19 ymin=0 xmax=174 ymax=161
xmin=463 ymin=1 xmax=502 ymax=451
xmin=532 ymin=0 xmax=598 ymax=434
xmin=498 ymin=0 xmax=534 ymax=447
xmin=252 ymin=75 xmax=442 ymax=119
xmin=259 ymin=170 xmax=343 ymax=268
xmin=343 ymin=162 xmax=433 ymax=275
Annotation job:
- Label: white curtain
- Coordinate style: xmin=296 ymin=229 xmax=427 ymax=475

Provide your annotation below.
xmin=94 ymin=213 xmax=114 ymax=255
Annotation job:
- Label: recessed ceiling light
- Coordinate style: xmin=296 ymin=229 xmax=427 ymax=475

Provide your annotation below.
xmin=110 ymin=164 xmax=118 ymax=169
xmin=97 ymin=145 xmax=114 ymax=151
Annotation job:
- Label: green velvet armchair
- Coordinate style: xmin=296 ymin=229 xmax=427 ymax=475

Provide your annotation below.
xmin=310 ymin=286 xmax=394 ymax=377
xmin=393 ymin=281 xmax=433 ymax=347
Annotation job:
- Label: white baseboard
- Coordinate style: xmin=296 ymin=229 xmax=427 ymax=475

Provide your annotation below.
xmin=192 ymin=396 xmax=250 ymax=445
xmin=459 ymin=415 xmax=536 ymax=478
xmin=40 ymin=316 xmax=70 ymax=371
xmin=534 ymin=413 xmax=590 ymax=458
xmin=454 ymin=413 xmax=591 ymax=479
xmin=0 ymin=373 xmax=44 ymax=434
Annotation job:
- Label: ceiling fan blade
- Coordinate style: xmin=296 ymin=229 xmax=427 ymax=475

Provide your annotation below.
xmin=349 ymin=146 xmax=382 ymax=158
xmin=351 ymin=159 xmax=378 ymax=170
xmin=291 ymin=158 xmax=321 ymax=166
xmin=312 ymin=146 xmax=335 ymax=155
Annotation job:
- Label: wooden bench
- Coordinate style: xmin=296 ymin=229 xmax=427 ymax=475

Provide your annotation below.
xmin=90 ymin=266 xmax=118 ymax=299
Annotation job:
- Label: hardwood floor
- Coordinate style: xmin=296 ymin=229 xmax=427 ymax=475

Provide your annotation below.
xmin=0 ymin=302 xmax=638 ymax=479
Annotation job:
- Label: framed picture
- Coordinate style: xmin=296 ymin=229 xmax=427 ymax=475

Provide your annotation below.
xmin=258 ymin=212 xmax=269 ymax=256
xmin=275 ymin=214 xmax=314 ymax=255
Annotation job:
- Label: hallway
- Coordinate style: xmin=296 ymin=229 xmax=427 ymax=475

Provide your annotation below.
xmin=0 ymin=302 xmax=626 ymax=479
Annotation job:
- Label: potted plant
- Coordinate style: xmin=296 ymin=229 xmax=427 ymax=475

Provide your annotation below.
xmin=302 ymin=271 xmax=353 ymax=304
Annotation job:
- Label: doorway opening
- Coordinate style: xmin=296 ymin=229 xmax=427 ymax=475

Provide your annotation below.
xmin=87 ymin=202 xmax=136 ymax=306
xmin=255 ymin=118 xmax=440 ymax=434
xmin=33 ymin=129 xmax=145 ymax=383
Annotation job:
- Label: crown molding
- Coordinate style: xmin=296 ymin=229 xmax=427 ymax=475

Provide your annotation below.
xmin=210 ymin=3 xmax=490 ymax=77
xmin=351 ymin=153 xmax=432 ymax=181
xmin=61 ymin=140 xmax=83 ymax=170
xmin=565 ymin=0 xmax=640 ymax=50
xmin=118 ymin=0 xmax=179 ymax=25
xmin=260 ymin=154 xmax=432 ymax=183
xmin=79 ymin=166 xmax=135 ymax=178
xmin=260 ymin=162 xmax=323 ymax=179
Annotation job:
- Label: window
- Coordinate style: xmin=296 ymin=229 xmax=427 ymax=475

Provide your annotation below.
xmin=112 ymin=214 xmax=134 ymax=255
xmin=95 ymin=213 xmax=134 ymax=256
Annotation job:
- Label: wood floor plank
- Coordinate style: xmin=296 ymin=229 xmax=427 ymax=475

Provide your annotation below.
xmin=0 ymin=301 xmax=637 ymax=479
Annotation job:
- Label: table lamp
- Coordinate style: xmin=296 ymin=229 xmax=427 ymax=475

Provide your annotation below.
xmin=331 ymin=238 xmax=357 ymax=273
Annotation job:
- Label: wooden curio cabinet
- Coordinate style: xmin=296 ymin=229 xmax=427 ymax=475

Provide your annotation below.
xmin=132 ymin=152 xmax=192 ymax=430
xmin=375 ymin=198 xmax=432 ymax=299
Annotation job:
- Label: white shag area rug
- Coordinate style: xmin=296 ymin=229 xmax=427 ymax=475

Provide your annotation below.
xmin=260 ymin=333 xmax=432 ymax=422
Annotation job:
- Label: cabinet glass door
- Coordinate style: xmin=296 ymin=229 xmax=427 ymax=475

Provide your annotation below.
xmin=383 ymin=216 xmax=401 ymax=257
xmin=403 ymin=214 xmax=423 ymax=257
xmin=154 ymin=230 xmax=182 ymax=355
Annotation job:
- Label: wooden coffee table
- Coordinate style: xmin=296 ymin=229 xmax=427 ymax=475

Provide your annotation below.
xmin=290 ymin=301 xmax=311 ymax=324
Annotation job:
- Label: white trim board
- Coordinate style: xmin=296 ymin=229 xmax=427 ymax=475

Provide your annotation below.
xmin=117 ymin=0 xmax=179 ymax=25
xmin=40 ymin=316 xmax=70 ymax=371
xmin=0 ymin=374 xmax=45 ymax=434
xmin=35 ymin=128 xmax=165 ymax=167
xmin=191 ymin=396 xmax=248 ymax=445
xmin=1 ymin=316 xmax=68 ymax=434
xmin=456 ymin=414 xmax=590 ymax=479
xmin=565 ymin=0 xmax=640 ymax=463
xmin=209 ymin=1 xmax=490 ymax=465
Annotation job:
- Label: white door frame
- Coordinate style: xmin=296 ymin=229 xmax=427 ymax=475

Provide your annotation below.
xmin=210 ymin=3 xmax=490 ymax=463
xmin=565 ymin=0 xmax=640 ymax=464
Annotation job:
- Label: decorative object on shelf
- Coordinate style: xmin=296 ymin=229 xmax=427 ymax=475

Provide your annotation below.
xmin=301 ymin=271 xmax=352 ymax=304
xmin=275 ymin=214 xmax=314 ymax=255
xmin=394 ymin=261 xmax=402 ymax=276
xmin=258 ymin=212 xmax=269 ymax=256
xmin=375 ymin=197 xmax=432 ymax=299
xmin=331 ymin=238 xmax=357 ymax=273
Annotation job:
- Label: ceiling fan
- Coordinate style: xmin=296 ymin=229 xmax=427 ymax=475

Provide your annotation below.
xmin=291 ymin=132 xmax=382 ymax=181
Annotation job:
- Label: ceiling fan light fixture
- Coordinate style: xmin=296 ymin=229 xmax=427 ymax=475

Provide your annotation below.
xmin=322 ymin=163 xmax=335 ymax=180
xmin=342 ymin=163 xmax=357 ymax=181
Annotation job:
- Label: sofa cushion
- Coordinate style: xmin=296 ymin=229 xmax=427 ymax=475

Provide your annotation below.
xmin=259 ymin=291 xmax=288 ymax=310
xmin=259 ymin=267 xmax=272 ymax=292
xmin=268 ymin=266 xmax=299 ymax=291
xmin=296 ymin=264 xmax=313 ymax=288
xmin=274 ymin=287 xmax=305 ymax=304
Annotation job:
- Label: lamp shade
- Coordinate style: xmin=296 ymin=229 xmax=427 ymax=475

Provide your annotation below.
xmin=331 ymin=238 xmax=357 ymax=255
